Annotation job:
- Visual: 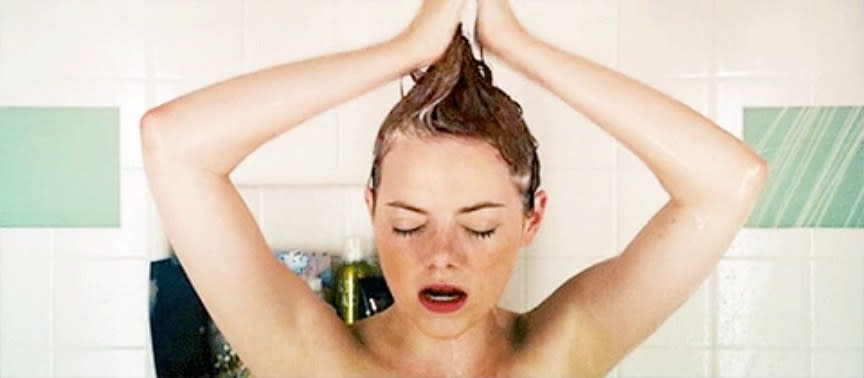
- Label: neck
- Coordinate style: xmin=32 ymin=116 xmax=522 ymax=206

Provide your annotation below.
xmin=363 ymin=304 xmax=520 ymax=376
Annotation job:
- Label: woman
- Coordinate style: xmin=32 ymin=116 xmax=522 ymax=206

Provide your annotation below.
xmin=140 ymin=0 xmax=768 ymax=376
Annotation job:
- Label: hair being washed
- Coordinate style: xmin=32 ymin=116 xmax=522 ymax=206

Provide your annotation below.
xmin=368 ymin=24 xmax=541 ymax=216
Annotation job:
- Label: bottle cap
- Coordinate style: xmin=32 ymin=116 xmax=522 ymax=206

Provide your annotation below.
xmin=306 ymin=277 xmax=322 ymax=292
xmin=344 ymin=236 xmax=365 ymax=262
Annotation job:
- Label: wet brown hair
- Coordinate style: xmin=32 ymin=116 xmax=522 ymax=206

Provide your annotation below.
xmin=367 ymin=24 xmax=541 ymax=216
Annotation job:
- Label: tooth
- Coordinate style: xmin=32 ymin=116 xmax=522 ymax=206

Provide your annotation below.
xmin=425 ymin=292 xmax=459 ymax=301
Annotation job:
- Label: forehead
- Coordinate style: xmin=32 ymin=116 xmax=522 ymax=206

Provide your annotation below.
xmin=378 ymin=133 xmax=517 ymax=206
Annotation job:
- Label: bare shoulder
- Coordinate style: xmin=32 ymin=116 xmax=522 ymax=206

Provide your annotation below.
xmin=506 ymin=299 xmax=609 ymax=378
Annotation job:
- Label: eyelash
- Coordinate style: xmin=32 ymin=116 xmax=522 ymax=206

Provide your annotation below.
xmin=393 ymin=226 xmax=496 ymax=239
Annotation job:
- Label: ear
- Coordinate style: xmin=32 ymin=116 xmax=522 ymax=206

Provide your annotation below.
xmin=521 ymin=189 xmax=547 ymax=248
xmin=364 ymin=187 xmax=376 ymax=220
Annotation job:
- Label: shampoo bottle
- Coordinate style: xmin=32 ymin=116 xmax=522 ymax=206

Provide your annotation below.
xmin=333 ymin=236 xmax=376 ymax=324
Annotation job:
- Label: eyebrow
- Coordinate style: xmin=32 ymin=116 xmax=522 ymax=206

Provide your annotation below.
xmin=386 ymin=200 xmax=505 ymax=215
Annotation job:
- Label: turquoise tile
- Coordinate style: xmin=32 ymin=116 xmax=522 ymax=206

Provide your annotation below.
xmin=743 ymin=106 xmax=863 ymax=228
xmin=0 ymin=106 xmax=119 ymax=227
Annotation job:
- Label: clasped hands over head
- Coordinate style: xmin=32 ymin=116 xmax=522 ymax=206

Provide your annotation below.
xmin=399 ymin=0 xmax=528 ymax=67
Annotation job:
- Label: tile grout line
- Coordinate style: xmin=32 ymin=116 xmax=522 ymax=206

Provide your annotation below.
xmin=809 ymin=228 xmax=815 ymax=378
xmin=49 ymin=229 xmax=55 ymax=377
xmin=0 ymin=229 xmax=3 ymax=376
xmin=615 ymin=0 xmax=622 ymax=375
xmin=708 ymin=0 xmax=719 ymax=375
xmin=241 ymin=0 xmax=249 ymax=72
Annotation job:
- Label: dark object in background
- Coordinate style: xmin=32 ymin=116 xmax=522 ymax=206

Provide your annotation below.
xmin=149 ymin=256 xmax=211 ymax=377
xmin=357 ymin=275 xmax=393 ymax=319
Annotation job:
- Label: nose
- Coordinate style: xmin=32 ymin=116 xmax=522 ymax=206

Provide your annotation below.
xmin=422 ymin=228 xmax=466 ymax=271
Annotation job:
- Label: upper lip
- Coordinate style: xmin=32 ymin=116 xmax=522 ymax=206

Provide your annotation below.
xmin=420 ymin=283 xmax=467 ymax=295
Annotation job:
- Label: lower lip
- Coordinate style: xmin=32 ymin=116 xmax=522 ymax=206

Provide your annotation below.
xmin=418 ymin=292 xmax=467 ymax=313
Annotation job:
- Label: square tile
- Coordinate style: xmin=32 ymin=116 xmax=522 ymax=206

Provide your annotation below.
xmin=511 ymin=0 xmax=618 ymax=69
xmin=618 ymin=347 xmax=710 ymax=377
xmin=812 ymin=348 xmax=864 ymax=377
xmin=333 ymin=0 xmax=419 ymax=53
xmin=147 ymin=1 xmax=244 ymax=83
xmin=337 ymin=81 xmax=402 ymax=185
xmin=725 ymin=228 xmax=811 ymax=258
xmin=717 ymin=259 xmax=809 ymax=347
xmin=812 ymin=229 xmax=864 ymax=257
xmin=53 ymin=258 xmax=150 ymax=347
xmin=717 ymin=349 xmax=809 ymax=377
xmin=54 ymin=348 xmax=148 ymax=378
xmin=259 ymin=187 xmax=348 ymax=253
xmin=528 ymin=169 xmax=615 ymax=258
xmin=0 ymin=344 xmax=50 ymax=377
xmin=245 ymin=0 xmax=337 ymax=69
xmin=714 ymin=0 xmax=815 ymax=76
xmin=742 ymin=106 xmax=863 ymax=228
xmin=0 ymin=229 xmax=51 ymax=346
xmin=228 ymin=108 xmax=341 ymax=185
xmin=810 ymin=0 xmax=864 ymax=105
xmin=812 ymin=259 xmax=864 ymax=347
xmin=0 ymin=106 xmax=120 ymax=227
xmin=0 ymin=1 xmax=148 ymax=78
xmin=520 ymin=80 xmax=617 ymax=172
xmin=619 ymin=0 xmax=712 ymax=78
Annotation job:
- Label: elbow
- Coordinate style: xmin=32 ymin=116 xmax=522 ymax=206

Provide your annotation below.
xmin=139 ymin=106 xmax=176 ymax=161
xmin=739 ymin=158 xmax=770 ymax=197
xmin=714 ymin=158 xmax=769 ymax=207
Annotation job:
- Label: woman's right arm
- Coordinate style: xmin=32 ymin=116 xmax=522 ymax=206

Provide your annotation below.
xmin=141 ymin=34 xmax=419 ymax=175
xmin=139 ymin=3 xmax=465 ymax=376
xmin=141 ymin=0 xmax=466 ymax=175
xmin=139 ymin=33 xmax=419 ymax=378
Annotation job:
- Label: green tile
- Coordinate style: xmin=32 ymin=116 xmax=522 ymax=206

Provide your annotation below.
xmin=743 ymin=106 xmax=863 ymax=228
xmin=0 ymin=106 xmax=119 ymax=227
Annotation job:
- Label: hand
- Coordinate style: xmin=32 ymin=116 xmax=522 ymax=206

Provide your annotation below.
xmin=476 ymin=0 xmax=528 ymax=55
xmin=398 ymin=0 xmax=467 ymax=67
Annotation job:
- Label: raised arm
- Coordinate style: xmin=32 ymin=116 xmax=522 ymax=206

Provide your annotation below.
xmin=140 ymin=2 xmax=465 ymax=376
xmin=142 ymin=1 xmax=466 ymax=174
xmin=476 ymin=0 xmax=767 ymax=375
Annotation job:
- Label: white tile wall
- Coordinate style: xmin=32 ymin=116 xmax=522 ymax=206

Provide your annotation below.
xmin=0 ymin=0 xmax=861 ymax=377
xmin=0 ymin=229 xmax=52 ymax=377
xmin=717 ymin=349 xmax=810 ymax=378
xmin=717 ymin=259 xmax=810 ymax=347
xmin=54 ymin=348 xmax=148 ymax=378
xmin=618 ymin=0 xmax=713 ymax=78
xmin=618 ymin=347 xmax=711 ymax=377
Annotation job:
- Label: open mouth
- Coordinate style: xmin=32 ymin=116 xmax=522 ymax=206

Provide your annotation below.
xmin=418 ymin=284 xmax=468 ymax=313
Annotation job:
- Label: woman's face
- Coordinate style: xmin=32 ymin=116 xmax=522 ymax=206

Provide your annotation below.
xmin=364 ymin=132 xmax=547 ymax=338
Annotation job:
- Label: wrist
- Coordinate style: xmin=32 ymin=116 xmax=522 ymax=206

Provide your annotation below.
xmin=485 ymin=25 xmax=535 ymax=63
xmin=388 ymin=31 xmax=435 ymax=70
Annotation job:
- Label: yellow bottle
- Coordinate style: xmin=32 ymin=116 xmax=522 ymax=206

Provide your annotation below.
xmin=333 ymin=236 xmax=375 ymax=325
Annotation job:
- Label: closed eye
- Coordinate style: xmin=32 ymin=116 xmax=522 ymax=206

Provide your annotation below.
xmin=392 ymin=226 xmax=496 ymax=239
xmin=468 ymin=228 xmax=496 ymax=239
xmin=393 ymin=225 xmax=424 ymax=237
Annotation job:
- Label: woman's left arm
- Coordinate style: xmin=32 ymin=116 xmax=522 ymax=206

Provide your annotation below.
xmin=479 ymin=4 xmax=767 ymax=204
xmin=477 ymin=0 xmax=768 ymax=374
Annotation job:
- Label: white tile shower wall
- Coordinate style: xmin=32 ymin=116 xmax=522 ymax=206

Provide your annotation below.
xmin=0 ymin=1 xmax=860 ymax=377
xmin=0 ymin=229 xmax=52 ymax=377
